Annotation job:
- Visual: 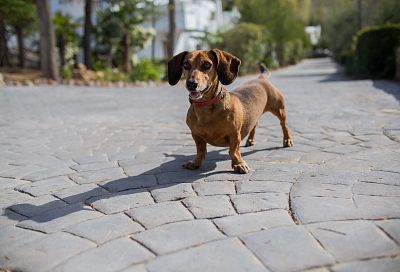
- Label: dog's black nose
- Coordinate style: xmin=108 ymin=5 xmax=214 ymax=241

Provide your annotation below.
xmin=186 ymin=79 xmax=198 ymax=91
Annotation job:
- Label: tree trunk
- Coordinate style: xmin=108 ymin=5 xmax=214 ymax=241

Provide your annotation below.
xmin=167 ymin=0 xmax=176 ymax=59
xmin=59 ymin=33 xmax=66 ymax=67
xmin=276 ymin=44 xmax=285 ymax=66
xmin=107 ymin=45 xmax=113 ymax=69
xmin=16 ymin=26 xmax=25 ymax=68
xmin=122 ymin=32 xmax=131 ymax=73
xmin=0 ymin=18 xmax=11 ymax=67
xmin=84 ymin=0 xmax=92 ymax=69
xmin=36 ymin=0 xmax=59 ymax=80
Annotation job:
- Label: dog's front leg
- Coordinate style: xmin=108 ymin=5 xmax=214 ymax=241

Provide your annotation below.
xmin=229 ymin=135 xmax=250 ymax=174
xmin=183 ymin=134 xmax=207 ymax=170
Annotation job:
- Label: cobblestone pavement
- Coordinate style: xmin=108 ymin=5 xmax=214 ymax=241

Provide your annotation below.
xmin=1 ymin=58 xmax=400 ymax=272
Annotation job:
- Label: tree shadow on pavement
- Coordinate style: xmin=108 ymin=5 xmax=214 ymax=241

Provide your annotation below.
xmin=6 ymin=146 xmax=283 ymax=223
xmin=372 ymin=80 xmax=400 ymax=101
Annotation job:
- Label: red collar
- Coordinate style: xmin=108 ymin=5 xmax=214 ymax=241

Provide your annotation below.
xmin=192 ymin=91 xmax=224 ymax=107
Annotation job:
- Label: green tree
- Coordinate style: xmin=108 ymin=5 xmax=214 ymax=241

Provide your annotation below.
xmin=236 ymin=0 xmax=310 ymax=66
xmin=218 ymin=23 xmax=266 ymax=73
xmin=314 ymin=0 xmax=400 ymax=61
xmin=53 ymin=11 xmax=80 ymax=67
xmin=98 ymin=0 xmax=154 ymax=73
xmin=95 ymin=11 xmax=123 ymax=68
xmin=0 ymin=0 xmax=37 ymax=68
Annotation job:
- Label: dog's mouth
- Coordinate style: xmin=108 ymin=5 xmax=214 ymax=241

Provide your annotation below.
xmin=188 ymin=86 xmax=208 ymax=100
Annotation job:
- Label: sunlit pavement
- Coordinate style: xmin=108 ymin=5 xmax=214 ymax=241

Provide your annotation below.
xmin=1 ymin=58 xmax=399 ymax=271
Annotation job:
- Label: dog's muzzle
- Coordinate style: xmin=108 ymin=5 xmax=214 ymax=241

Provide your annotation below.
xmin=186 ymin=79 xmax=208 ymax=100
xmin=186 ymin=79 xmax=198 ymax=91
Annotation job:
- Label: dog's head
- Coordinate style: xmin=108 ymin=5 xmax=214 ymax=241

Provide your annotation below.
xmin=168 ymin=49 xmax=241 ymax=101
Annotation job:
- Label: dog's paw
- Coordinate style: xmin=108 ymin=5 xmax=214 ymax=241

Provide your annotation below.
xmin=283 ymin=138 xmax=293 ymax=147
xmin=245 ymin=139 xmax=256 ymax=147
xmin=182 ymin=161 xmax=200 ymax=170
xmin=232 ymin=161 xmax=250 ymax=174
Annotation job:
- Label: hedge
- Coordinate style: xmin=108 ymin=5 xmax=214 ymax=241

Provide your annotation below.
xmin=347 ymin=24 xmax=400 ymax=78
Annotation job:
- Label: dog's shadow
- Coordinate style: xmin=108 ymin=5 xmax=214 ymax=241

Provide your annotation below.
xmin=6 ymin=146 xmax=283 ymax=223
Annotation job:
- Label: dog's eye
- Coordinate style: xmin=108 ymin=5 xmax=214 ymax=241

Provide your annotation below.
xmin=202 ymin=62 xmax=211 ymax=70
xmin=183 ymin=61 xmax=191 ymax=70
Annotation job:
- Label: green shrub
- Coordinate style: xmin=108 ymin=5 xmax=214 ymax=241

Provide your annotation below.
xmin=348 ymin=24 xmax=400 ymax=78
xmin=92 ymin=58 xmax=108 ymax=71
xmin=130 ymin=59 xmax=164 ymax=81
xmin=103 ymin=68 xmax=128 ymax=82
xmin=218 ymin=23 xmax=266 ymax=74
xmin=60 ymin=66 xmax=73 ymax=80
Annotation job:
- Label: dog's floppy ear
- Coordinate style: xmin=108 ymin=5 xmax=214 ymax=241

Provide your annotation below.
xmin=167 ymin=51 xmax=188 ymax=85
xmin=209 ymin=49 xmax=241 ymax=85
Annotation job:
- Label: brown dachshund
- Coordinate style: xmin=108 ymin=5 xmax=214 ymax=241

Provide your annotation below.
xmin=168 ymin=49 xmax=293 ymax=174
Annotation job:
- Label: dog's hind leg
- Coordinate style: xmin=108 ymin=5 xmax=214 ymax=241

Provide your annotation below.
xmin=271 ymin=108 xmax=293 ymax=147
xmin=245 ymin=122 xmax=258 ymax=147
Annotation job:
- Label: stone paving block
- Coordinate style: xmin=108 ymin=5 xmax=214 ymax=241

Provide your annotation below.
xmin=291 ymin=196 xmax=359 ymax=223
xmin=241 ymin=225 xmax=335 ymax=272
xmin=307 ymin=221 xmax=399 ymax=262
xmin=131 ymin=152 xmax=167 ymax=164
xmin=0 ymin=177 xmax=28 ymax=190
xmin=126 ymin=201 xmax=193 ymax=228
xmin=213 ymin=209 xmax=294 ymax=236
xmin=53 ymin=238 xmax=154 ymax=272
xmin=0 ymin=226 xmax=44 ymax=253
xmin=71 ymin=161 xmax=118 ymax=172
xmin=0 ymin=165 xmax=46 ymax=180
xmin=69 ymin=167 xmax=126 ymax=184
xmin=291 ymin=181 xmax=352 ymax=198
xmin=65 ymin=213 xmax=144 ymax=244
xmin=156 ymin=171 xmax=203 ymax=185
xmin=297 ymin=170 xmax=359 ymax=186
xmin=16 ymin=176 xmax=76 ymax=197
xmin=193 ymin=181 xmax=235 ymax=195
xmin=8 ymin=194 xmax=67 ymax=217
xmin=0 ymin=209 xmax=27 ymax=227
xmin=183 ymin=195 xmax=236 ymax=219
xmin=17 ymin=203 xmax=103 ymax=233
xmin=236 ymin=180 xmax=292 ymax=194
xmin=133 ymin=219 xmax=224 ymax=254
xmin=0 ymin=232 xmax=95 ymax=272
xmin=359 ymin=171 xmax=400 ymax=186
xmin=299 ymin=151 xmax=337 ymax=164
xmin=0 ymin=189 xmax=32 ymax=209
xmin=22 ymin=167 xmax=76 ymax=182
xmin=354 ymin=195 xmax=400 ymax=220
xmin=331 ymin=258 xmax=400 ymax=272
xmin=147 ymin=238 xmax=268 ymax=272
xmin=122 ymin=162 xmax=161 ymax=176
xmin=89 ymin=189 xmax=154 ymax=214
xmin=53 ymin=184 xmax=109 ymax=204
xmin=100 ymin=175 xmax=157 ymax=192
xmin=303 ymin=268 xmax=330 ymax=272
xmin=151 ymin=183 xmax=195 ymax=202
xmin=72 ymin=154 xmax=109 ymax=164
xmin=376 ymin=219 xmax=400 ymax=245
xmin=230 ymin=193 xmax=288 ymax=214
xmin=250 ymin=170 xmax=297 ymax=182
xmin=118 ymin=264 xmax=147 ymax=272
xmin=204 ymin=171 xmax=251 ymax=182
xmin=353 ymin=181 xmax=400 ymax=197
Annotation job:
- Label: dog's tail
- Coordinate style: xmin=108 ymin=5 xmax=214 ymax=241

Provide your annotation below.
xmin=258 ymin=62 xmax=271 ymax=77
